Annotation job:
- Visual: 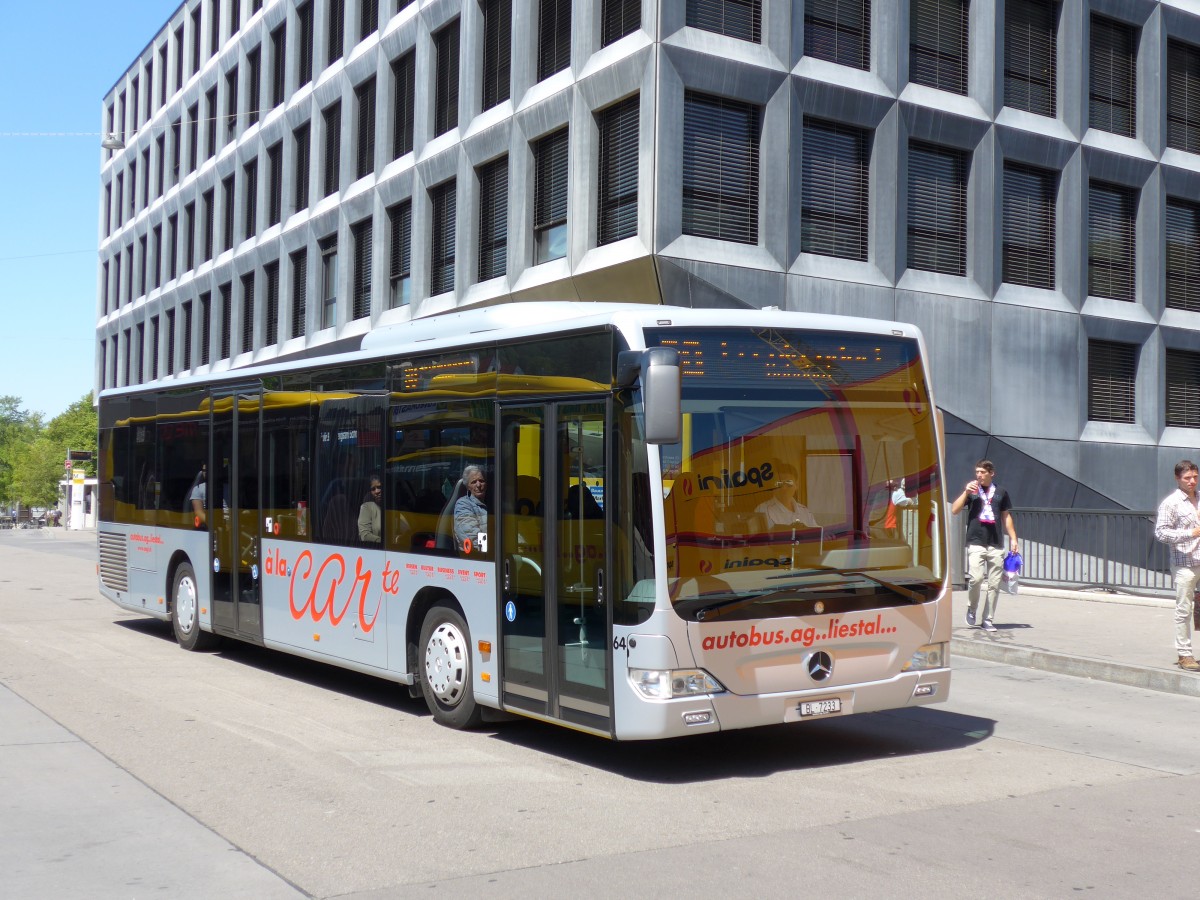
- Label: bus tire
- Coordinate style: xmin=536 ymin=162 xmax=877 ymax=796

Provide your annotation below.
xmin=171 ymin=562 xmax=218 ymax=651
xmin=419 ymin=605 xmax=482 ymax=729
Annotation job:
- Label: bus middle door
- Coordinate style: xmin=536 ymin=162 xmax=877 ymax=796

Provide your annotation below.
xmin=209 ymin=385 xmax=264 ymax=643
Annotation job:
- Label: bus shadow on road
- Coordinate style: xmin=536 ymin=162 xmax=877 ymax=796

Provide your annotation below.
xmin=113 ymin=618 xmax=994 ymax=783
xmin=489 ymin=706 xmax=995 ymax=783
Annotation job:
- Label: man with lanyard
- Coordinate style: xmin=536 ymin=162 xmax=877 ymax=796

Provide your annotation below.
xmin=951 ymin=459 xmax=1019 ymax=633
xmin=1154 ymin=460 xmax=1200 ymax=672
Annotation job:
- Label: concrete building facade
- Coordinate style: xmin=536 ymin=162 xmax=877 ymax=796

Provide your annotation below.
xmin=98 ymin=0 xmax=1200 ymax=512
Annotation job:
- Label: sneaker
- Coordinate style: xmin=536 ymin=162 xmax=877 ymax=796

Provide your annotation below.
xmin=982 ymin=620 xmax=997 ymax=633
xmin=1178 ymin=656 xmax=1200 ymax=672
xmin=965 ymin=609 xmax=976 ymax=627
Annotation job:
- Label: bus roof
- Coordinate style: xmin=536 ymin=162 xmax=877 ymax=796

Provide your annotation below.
xmin=97 ymin=302 xmax=927 ymax=402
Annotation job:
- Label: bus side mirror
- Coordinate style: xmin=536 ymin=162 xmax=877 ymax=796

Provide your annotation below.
xmin=617 ymin=348 xmax=681 ymax=445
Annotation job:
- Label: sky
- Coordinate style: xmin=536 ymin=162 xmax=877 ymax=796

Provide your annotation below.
xmin=0 ymin=1 xmax=181 ymax=422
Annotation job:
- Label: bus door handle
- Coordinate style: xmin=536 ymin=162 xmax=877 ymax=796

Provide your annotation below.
xmin=596 ymin=568 xmax=604 ymax=606
xmin=503 ymin=558 xmax=511 ymax=592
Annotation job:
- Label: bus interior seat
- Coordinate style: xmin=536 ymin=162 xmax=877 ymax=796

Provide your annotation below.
xmin=432 ymin=479 xmax=468 ymax=553
xmin=515 ymin=475 xmax=541 ymax=516
xmin=563 ymin=483 xmax=603 ymax=520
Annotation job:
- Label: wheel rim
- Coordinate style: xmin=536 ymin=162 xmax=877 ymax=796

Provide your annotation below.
xmin=424 ymin=620 xmax=468 ymax=707
xmin=175 ymin=573 xmax=197 ymax=635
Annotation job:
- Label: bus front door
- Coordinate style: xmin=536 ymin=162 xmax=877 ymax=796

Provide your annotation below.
xmin=209 ymin=386 xmax=263 ymax=642
xmin=499 ymin=401 xmax=611 ymax=736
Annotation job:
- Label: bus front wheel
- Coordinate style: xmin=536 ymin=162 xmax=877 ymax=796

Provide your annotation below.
xmin=171 ymin=562 xmax=218 ymax=651
xmin=419 ymin=606 xmax=482 ymax=729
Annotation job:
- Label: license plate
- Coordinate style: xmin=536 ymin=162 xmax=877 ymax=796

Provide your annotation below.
xmin=798 ymin=698 xmax=842 ymax=717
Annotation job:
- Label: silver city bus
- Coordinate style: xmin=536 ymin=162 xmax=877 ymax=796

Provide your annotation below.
xmin=98 ymin=303 xmax=950 ymax=740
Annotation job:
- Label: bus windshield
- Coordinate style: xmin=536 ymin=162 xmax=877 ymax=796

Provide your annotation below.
xmin=648 ymin=327 xmax=946 ymax=621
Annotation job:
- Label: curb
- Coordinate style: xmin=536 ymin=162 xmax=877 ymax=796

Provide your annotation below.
xmin=951 ymin=636 xmax=1200 ymax=699
xmin=1018 ymin=585 xmax=1173 ymax=609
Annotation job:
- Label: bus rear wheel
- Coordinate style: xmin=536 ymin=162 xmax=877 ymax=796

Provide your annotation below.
xmin=171 ymin=562 xmax=218 ymax=651
xmin=419 ymin=606 xmax=482 ymax=729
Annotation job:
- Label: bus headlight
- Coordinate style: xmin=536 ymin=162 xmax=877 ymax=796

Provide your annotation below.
xmin=630 ymin=668 xmax=725 ymax=699
xmin=903 ymin=643 xmax=947 ymax=672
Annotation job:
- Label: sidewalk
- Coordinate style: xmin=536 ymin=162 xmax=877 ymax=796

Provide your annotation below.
xmin=951 ymin=585 xmax=1200 ymax=698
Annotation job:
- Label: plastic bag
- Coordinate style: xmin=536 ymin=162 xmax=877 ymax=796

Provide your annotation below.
xmin=1001 ymin=571 xmax=1019 ymax=594
xmin=1004 ymin=550 xmax=1023 ymax=573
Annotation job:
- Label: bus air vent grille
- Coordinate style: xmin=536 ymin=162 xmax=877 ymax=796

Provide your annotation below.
xmin=98 ymin=532 xmax=129 ymax=592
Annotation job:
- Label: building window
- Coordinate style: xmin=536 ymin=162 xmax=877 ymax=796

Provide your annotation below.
xmin=1090 ymin=16 xmax=1136 ymax=138
xmin=210 ymin=0 xmax=220 ymax=55
xmin=267 ymin=141 xmax=283 ymax=226
xmin=244 ymin=158 xmax=258 ymax=240
xmin=241 ymin=272 xmax=255 ymax=354
xmin=102 ymin=260 xmax=110 ymax=312
xmin=533 ymin=128 xmax=568 ymax=263
xmin=123 ymin=328 xmax=132 ymax=386
xmin=1088 ymin=340 xmax=1136 ymax=424
xmin=220 ymin=282 xmax=232 ymax=360
xmin=323 ymin=102 xmax=341 ymax=197
xmin=113 ymin=254 xmax=122 ymax=310
xmin=230 ymin=0 xmax=241 ymax=36
xmin=392 ymin=51 xmax=415 ymax=158
xmin=320 ymin=236 xmax=338 ymax=329
xmin=166 ymin=309 xmax=176 ymax=375
xmin=910 ymin=0 xmax=967 ymax=94
xmin=481 ymin=0 xmax=511 ymax=112
xmin=601 ymin=0 xmax=640 ymax=46
xmin=537 ymin=0 xmax=571 ymax=80
xmin=173 ymin=25 xmax=183 ymax=92
xmin=1168 ymin=40 xmax=1200 ymax=154
xmin=1005 ymin=0 xmax=1057 ymax=117
xmin=1167 ymin=349 xmax=1200 ymax=428
xmin=187 ymin=103 xmax=199 ymax=174
xmin=801 ymin=117 xmax=869 ymax=261
xmin=388 ymin=200 xmax=412 ymax=307
xmin=151 ymin=224 xmax=162 ymax=289
xmin=170 ymin=118 xmax=181 ymax=184
xmin=804 ymin=0 xmax=870 ymax=70
xmin=141 ymin=149 xmax=150 ymax=208
xmin=167 ymin=213 xmax=179 ymax=280
xmin=682 ymin=91 xmax=760 ymax=245
xmin=134 ymin=324 xmax=144 ymax=383
xmin=264 ymin=261 xmax=280 ymax=345
xmin=1168 ymin=198 xmax=1200 ymax=313
xmin=328 ymin=0 xmax=345 ymax=65
xmin=199 ymin=291 xmax=211 ymax=365
xmin=351 ymin=217 xmax=373 ymax=319
xmin=115 ymin=174 xmax=124 ymax=229
xmin=205 ymin=86 xmax=218 ymax=159
xmin=478 ymin=156 xmax=508 ymax=281
xmin=225 ymin=67 xmax=238 ymax=138
xmin=297 ymin=2 xmax=314 ymax=86
xmin=156 ymin=135 xmax=165 ymax=197
xmin=434 ymin=21 xmax=460 ymax=136
xmin=159 ymin=43 xmax=169 ymax=102
xmin=687 ymin=0 xmax=760 ymax=43
xmin=430 ymin=179 xmax=456 ymax=295
xmin=355 ymin=77 xmax=376 ymax=180
xmin=184 ymin=201 xmax=196 ymax=271
xmin=150 ymin=315 xmax=160 ymax=380
xmin=182 ymin=301 xmax=193 ymax=370
xmin=360 ymin=0 xmax=378 ymax=40
xmin=246 ymin=45 xmax=261 ymax=127
xmin=290 ymin=248 xmax=308 ymax=338
xmin=271 ymin=22 xmax=287 ymax=108
xmin=1002 ymin=162 xmax=1056 ymax=289
xmin=138 ymin=235 xmax=147 ymax=298
xmin=222 ymin=174 xmax=235 ymax=251
xmin=597 ymin=96 xmax=639 ymax=246
xmin=1088 ymin=181 xmax=1136 ymax=301
xmin=294 ymin=122 xmax=311 ymax=211
xmin=190 ymin=6 xmax=202 ymax=76
xmin=907 ymin=142 xmax=967 ymax=276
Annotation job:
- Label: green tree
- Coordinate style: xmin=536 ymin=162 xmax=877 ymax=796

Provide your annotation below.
xmin=0 ymin=395 xmax=37 ymax=509
xmin=11 ymin=436 xmax=61 ymax=509
xmin=45 ymin=393 xmax=98 ymax=477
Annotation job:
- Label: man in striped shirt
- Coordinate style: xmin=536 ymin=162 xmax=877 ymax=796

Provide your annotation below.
xmin=1154 ymin=459 xmax=1200 ymax=672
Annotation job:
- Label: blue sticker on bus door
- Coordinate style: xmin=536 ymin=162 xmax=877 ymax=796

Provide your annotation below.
xmin=505 ymin=600 xmax=516 ymax=622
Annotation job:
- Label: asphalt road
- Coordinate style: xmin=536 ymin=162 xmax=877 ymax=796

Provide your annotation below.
xmin=2 ymin=529 xmax=1198 ymax=899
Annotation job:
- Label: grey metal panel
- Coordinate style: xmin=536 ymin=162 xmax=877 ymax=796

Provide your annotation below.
xmin=991 ymin=303 xmax=1082 ymax=440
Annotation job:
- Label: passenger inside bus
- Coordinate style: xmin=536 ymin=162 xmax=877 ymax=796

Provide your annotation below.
xmin=188 ymin=464 xmax=206 ymax=527
xmin=358 ymin=474 xmax=383 ymax=544
xmin=453 ymin=465 xmax=488 ymax=555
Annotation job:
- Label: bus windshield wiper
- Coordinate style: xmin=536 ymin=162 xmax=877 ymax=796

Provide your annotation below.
xmin=766 ymin=564 xmax=931 ymax=605
xmin=688 ymin=573 xmax=832 ymax=621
